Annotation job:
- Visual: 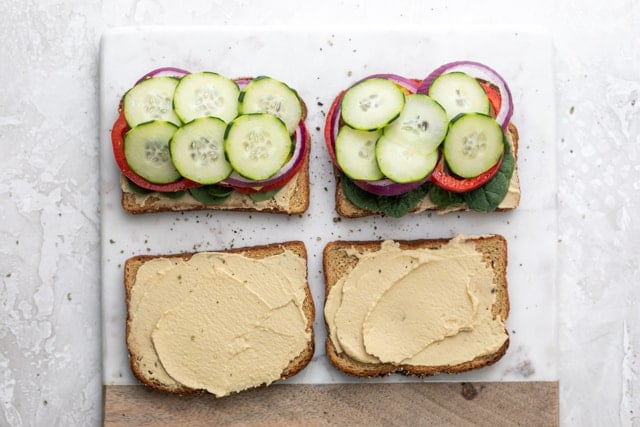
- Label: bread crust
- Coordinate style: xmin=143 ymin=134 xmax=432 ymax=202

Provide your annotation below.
xmin=120 ymin=101 xmax=310 ymax=215
xmin=334 ymin=123 xmax=520 ymax=218
xmin=124 ymin=241 xmax=315 ymax=395
xmin=322 ymin=235 xmax=510 ymax=377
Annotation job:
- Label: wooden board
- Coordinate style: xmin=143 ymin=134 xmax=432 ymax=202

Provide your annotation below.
xmin=104 ymin=382 xmax=558 ymax=426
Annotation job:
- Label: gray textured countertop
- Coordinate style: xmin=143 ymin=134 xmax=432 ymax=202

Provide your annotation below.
xmin=1 ymin=1 xmax=638 ymax=425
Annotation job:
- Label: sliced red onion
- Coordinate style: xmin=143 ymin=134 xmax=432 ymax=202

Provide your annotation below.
xmin=136 ymin=67 xmax=191 ymax=83
xmin=352 ymin=173 xmax=432 ymax=196
xmin=417 ymin=61 xmax=514 ymax=130
xmin=221 ymin=121 xmax=308 ymax=188
xmin=235 ymin=77 xmax=252 ymax=89
xmin=357 ymin=73 xmax=419 ymax=92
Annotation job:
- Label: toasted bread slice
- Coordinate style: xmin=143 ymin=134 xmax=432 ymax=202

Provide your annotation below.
xmin=323 ymin=235 xmax=509 ymax=377
xmin=120 ymin=99 xmax=310 ymax=215
xmin=334 ymin=123 xmax=520 ymax=218
xmin=124 ymin=241 xmax=315 ymax=395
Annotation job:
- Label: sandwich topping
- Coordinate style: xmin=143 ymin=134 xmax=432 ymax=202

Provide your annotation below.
xmin=325 ymin=61 xmax=519 ymax=216
xmin=112 ymin=68 xmax=308 ymax=203
xmin=324 ymin=236 xmax=508 ymax=366
xmin=128 ymin=249 xmax=310 ymax=397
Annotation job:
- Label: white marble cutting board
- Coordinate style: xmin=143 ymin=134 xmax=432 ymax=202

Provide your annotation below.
xmin=99 ymin=26 xmax=557 ymax=386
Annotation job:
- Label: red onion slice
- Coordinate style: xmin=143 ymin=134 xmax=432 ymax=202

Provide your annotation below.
xmin=417 ymin=61 xmax=513 ymax=130
xmin=352 ymin=173 xmax=432 ymax=197
xmin=221 ymin=121 xmax=308 ymax=188
xmin=136 ymin=67 xmax=191 ymax=83
xmin=357 ymin=73 xmax=420 ymax=92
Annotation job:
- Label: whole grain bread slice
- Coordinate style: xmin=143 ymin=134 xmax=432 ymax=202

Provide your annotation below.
xmin=334 ymin=123 xmax=520 ymax=218
xmin=124 ymin=241 xmax=315 ymax=395
xmin=323 ymin=235 xmax=510 ymax=377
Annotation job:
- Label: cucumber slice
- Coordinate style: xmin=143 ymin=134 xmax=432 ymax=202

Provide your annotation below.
xmin=124 ymin=121 xmax=181 ymax=184
xmin=123 ymin=77 xmax=181 ymax=127
xmin=340 ymin=78 xmax=405 ymax=131
xmin=428 ymin=72 xmax=489 ymax=120
xmin=443 ymin=113 xmax=504 ymax=178
xmin=169 ymin=117 xmax=232 ymax=184
xmin=239 ymin=77 xmax=302 ymax=134
xmin=173 ymin=72 xmax=240 ymax=123
xmin=382 ymin=94 xmax=448 ymax=153
xmin=376 ymin=135 xmax=439 ymax=183
xmin=224 ymin=113 xmax=292 ymax=180
xmin=335 ymin=126 xmax=383 ymax=181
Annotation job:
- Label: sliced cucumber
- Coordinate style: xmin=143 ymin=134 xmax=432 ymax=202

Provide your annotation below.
xmin=224 ymin=113 xmax=292 ymax=180
xmin=382 ymin=94 xmax=448 ymax=153
xmin=340 ymin=78 xmax=405 ymax=131
xmin=376 ymin=135 xmax=439 ymax=183
xmin=428 ymin=72 xmax=489 ymax=120
xmin=124 ymin=121 xmax=181 ymax=184
xmin=169 ymin=117 xmax=232 ymax=184
xmin=173 ymin=72 xmax=240 ymax=124
xmin=335 ymin=126 xmax=383 ymax=181
xmin=443 ymin=113 xmax=504 ymax=178
xmin=239 ymin=77 xmax=302 ymax=134
xmin=123 ymin=77 xmax=181 ymax=127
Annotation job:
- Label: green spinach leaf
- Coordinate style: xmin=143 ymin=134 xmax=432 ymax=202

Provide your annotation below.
xmin=463 ymin=140 xmax=515 ymax=212
xmin=340 ymin=173 xmax=429 ymax=218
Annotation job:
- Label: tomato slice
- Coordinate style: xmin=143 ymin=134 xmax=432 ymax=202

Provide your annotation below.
xmin=430 ymin=154 xmax=503 ymax=193
xmin=479 ymin=81 xmax=502 ymax=117
xmin=323 ymin=90 xmax=345 ymax=166
xmin=111 ymin=110 xmax=201 ymax=192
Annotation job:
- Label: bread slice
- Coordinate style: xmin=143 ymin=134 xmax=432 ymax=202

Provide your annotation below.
xmin=334 ymin=123 xmax=520 ymax=218
xmin=323 ymin=235 xmax=510 ymax=377
xmin=124 ymin=241 xmax=315 ymax=395
xmin=120 ymin=102 xmax=310 ymax=215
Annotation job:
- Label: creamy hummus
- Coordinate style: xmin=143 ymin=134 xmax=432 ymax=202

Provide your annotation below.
xmin=324 ymin=236 xmax=507 ymax=367
xmin=129 ymin=249 xmax=310 ymax=396
xmin=120 ymin=167 xmax=299 ymax=211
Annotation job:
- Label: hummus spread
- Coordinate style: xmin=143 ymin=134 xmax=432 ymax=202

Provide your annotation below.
xmin=121 ymin=167 xmax=299 ymax=211
xmin=128 ymin=249 xmax=310 ymax=397
xmin=324 ymin=236 xmax=508 ymax=367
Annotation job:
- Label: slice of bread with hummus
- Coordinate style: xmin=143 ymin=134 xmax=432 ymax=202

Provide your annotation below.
xmin=323 ymin=235 xmax=510 ymax=377
xmin=124 ymin=241 xmax=314 ymax=396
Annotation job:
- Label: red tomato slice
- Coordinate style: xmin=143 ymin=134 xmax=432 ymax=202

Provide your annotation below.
xmin=430 ymin=154 xmax=503 ymax=193
xmin=111 ymin=110 xmax=201 ymax=192
xmin=323 ymin=90 xmax=344 ymax=166
xmin=480 ymin=82 xmax=502 ymax=117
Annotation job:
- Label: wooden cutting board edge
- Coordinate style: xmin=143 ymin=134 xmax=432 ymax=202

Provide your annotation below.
xmin=103 ymin=381 xmax=558 ymax=426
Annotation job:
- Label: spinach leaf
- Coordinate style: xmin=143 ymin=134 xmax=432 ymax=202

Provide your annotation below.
xmin=463 ymin=140 xmax=515 ymax=212
xmin=188 ymin=185 xmax=233 ymax=205
xmin=249 ymin=188 xmax=281 ymax=202
xmin=428 ymin=184 xmax=465 ymax=208
xmin=340 ymin=173 xmax=429 ymax=218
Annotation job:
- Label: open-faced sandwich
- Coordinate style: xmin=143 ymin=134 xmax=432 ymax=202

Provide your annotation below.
xmin=324 ymin=61 xmax=520 ymax=218
xmin=124 ymin=241 xmax=315 ymax=396
xmin=323 ymin=234 xmax=510 ymax=377
xmin=111 ymin=68 xmax=309 ymax=214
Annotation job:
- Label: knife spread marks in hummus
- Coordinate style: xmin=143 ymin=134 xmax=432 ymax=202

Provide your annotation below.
xmin=324 ymin=236 xmax=508 ymax=367
xmin=127 ymin=249 xmax=310 ymax=397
